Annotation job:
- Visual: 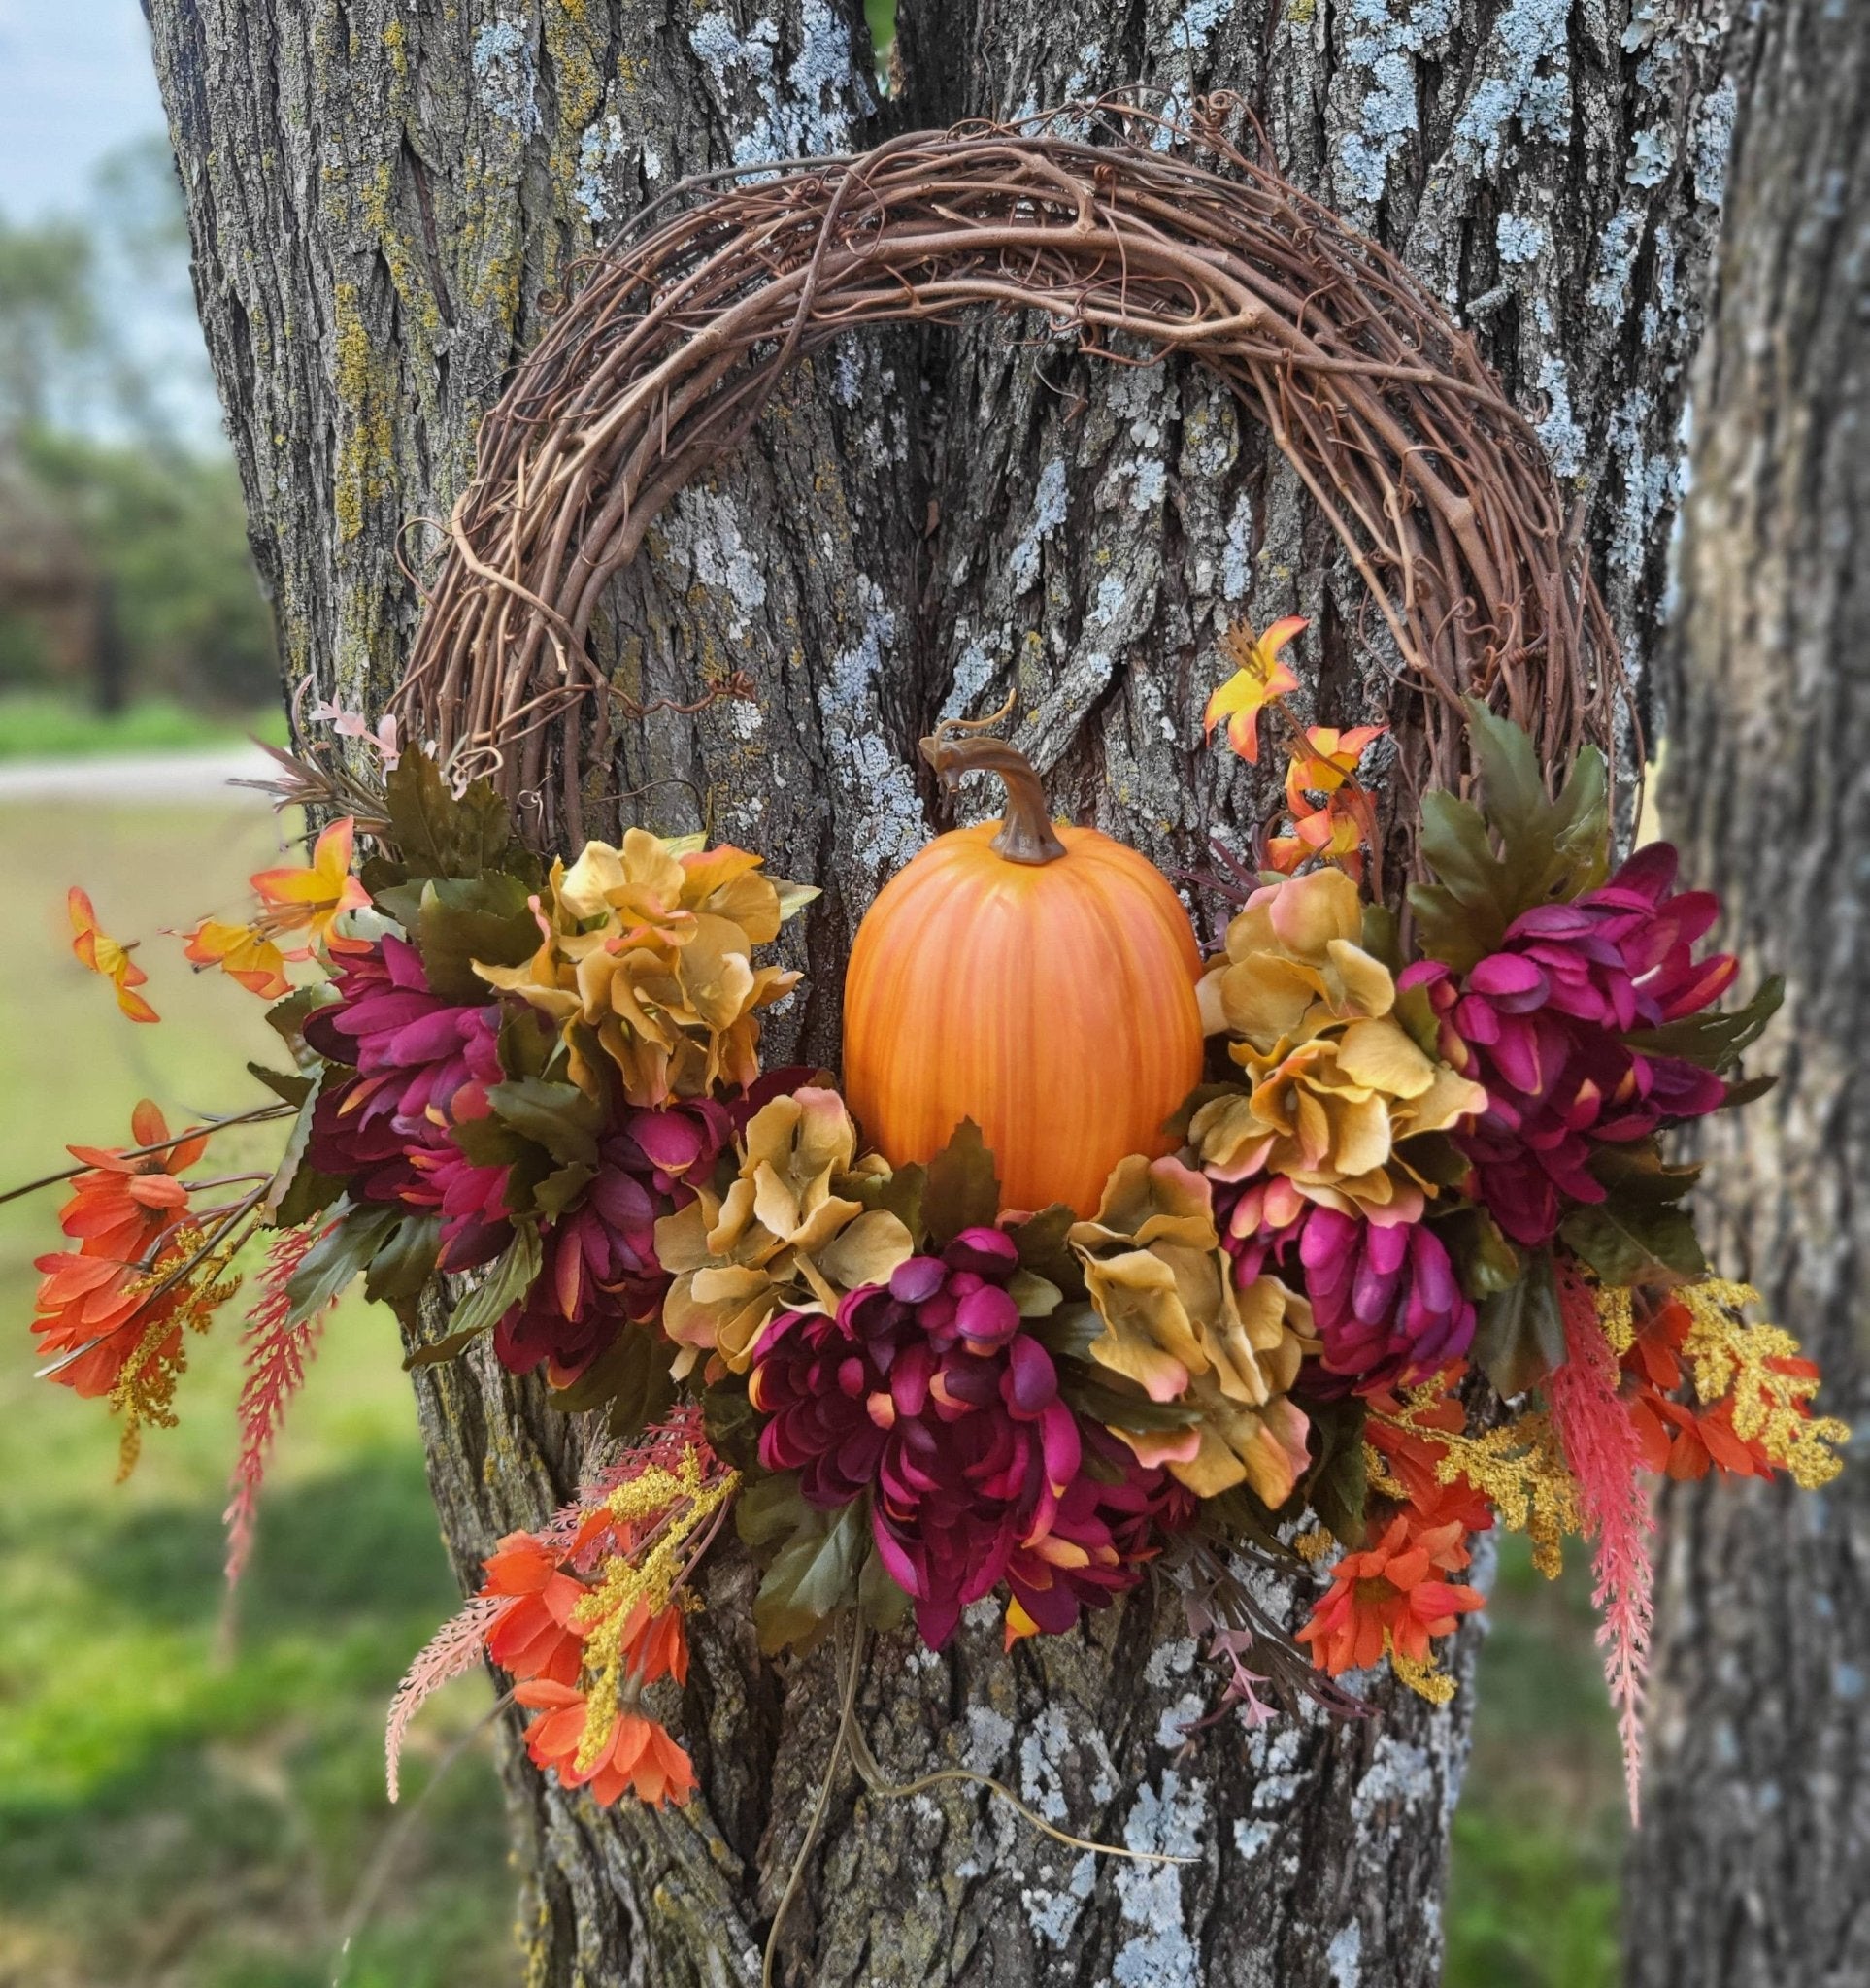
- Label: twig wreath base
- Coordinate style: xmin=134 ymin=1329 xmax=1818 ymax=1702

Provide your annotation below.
xmin=392 ymin=96 xmax=1623 ymax=853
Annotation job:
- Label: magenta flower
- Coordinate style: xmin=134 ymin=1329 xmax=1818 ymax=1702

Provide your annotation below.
xmin=304 ymin=938 xmax=514 ymax=1268
xmin=750 ymin=1227 xmax=1185 ymax=1646
xmin=1214 ymin=1177 xmax=1473 ymax=1394
xmin=493 ymin=1100 xmax=732 ymax=1383
xmin=1403 ymin=844 xmax=1736 ymax=1246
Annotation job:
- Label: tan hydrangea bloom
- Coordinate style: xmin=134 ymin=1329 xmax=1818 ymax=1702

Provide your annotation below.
xmin=476 ymin=829 xmax=818 ymax=1106
xmin=1192 ymin=869 xmax=1486 ymax=1220
xmin=654 ymin=1087 xmax=913 ymax=1375
xmin=1069 ymin=1155 xmax=1315 ymax=1505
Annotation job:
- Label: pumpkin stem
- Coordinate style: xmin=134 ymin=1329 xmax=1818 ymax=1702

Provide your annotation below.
xmin=919 ymin=701 xmax=1067 ymax=866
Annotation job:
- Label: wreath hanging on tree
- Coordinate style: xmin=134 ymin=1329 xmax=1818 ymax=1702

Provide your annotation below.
xmin=19 ymin=102 xmax=1844 ymax=1944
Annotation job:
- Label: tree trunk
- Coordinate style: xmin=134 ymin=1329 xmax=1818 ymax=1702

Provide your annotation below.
xmin=145 ymin=2 xmax=1738 ymax=1980
xmin=1624 ymin=3 xmax=1870 ymax=1980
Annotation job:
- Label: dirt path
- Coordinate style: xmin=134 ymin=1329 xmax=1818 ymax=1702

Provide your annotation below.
xmin=0 ymin=746 xmax=279 ymax=804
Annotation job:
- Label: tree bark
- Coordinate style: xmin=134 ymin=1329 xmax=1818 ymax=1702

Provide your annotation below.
xmin=1625 ymin=3 xmax=1870 ymax=1981
xmin=145 ymin=1 xmax=1740 ymax=1981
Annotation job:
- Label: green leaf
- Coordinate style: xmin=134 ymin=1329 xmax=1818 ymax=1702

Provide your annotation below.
xmin=265 ymin=985 xmax=338 ymax=1068
xmin=532 ymin=1160 xmax=595 ymax=1221
xmin=405 ymin=1325 xmax=490 ymax=1370
xmin=247 ymin=1061 xmax=315 ymax=1108
xmin=1586 ymin=1141 xmax=1702 ymax=1206
xmin=1031 ymin=1300 xmax=1103 ymax=1365
xmin=499 ymin=1008 xmax=557 ymax=1081
xmin=1360 ymin=902 xmax=1403 ymax=975
xmin=1410 ymin=705 xmax=1613 ymax=968
xmin=262 ymin=1070 xmax=326 ymax=1225
xmin=922 ymin=1118 xmax=1001 ymax=1248
xmin=752 ymin=1496 xmax=870 ymax=1653
xmin=284 ymin=1200 xmax=401 ymax=1324
xmin=1198 ymin=1483 xmax=1292 ymax=1560
xmin=1055 ymin=1359 xmax=1203 ymax=1434
xmin=383 ymin=751 xmax=518 ymax=880
xmin=735 ymin=1470 xmax=813 ymax=1549
xmin=702 ymin=1376 xmax=763 ymax=1474
xmin=1472 ymin=1248 xmax=1567 ymax=1396
xmin=364 ymin=1211 xmax=443 ymax=1308
xmin=857 ymin=1541 xmax=912 ymax=1633
xmin=1431 ymin=1205 xmax=1524 ymax=1301
xmin=838 ymin=1161 xmax=926 ymax=1243
xmin=487 ymin=1077 xmax=605 ymax=1168
xmin=1559 ymin=1200 xmax=1707 ymax=1288
xmin=415 ymin=873 xmax=541 ymax=1001
xmin=547 ymin=1325 xmax=677 ymax=1440
xmin=1009 ymin=1203 xmax=1085 ymax=1299
xmin=1294 ymin=1395 xmax=1367 ymax=1544
xmin=441 ymin=1225 xmax=543 ymax=1341
xmin=1624 ymin=974 xmax=1784 ymax=1075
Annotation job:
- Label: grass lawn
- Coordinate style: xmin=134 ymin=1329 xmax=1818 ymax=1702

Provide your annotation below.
xmin=0 ymin=789 xmax=1624 ymax=1986
xmin=0 ymin=693 xmax=287 ymax=762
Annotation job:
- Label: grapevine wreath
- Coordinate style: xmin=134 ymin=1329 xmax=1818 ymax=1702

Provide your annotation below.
xmin=21 ymin=99 xmax=1844 ymax=1951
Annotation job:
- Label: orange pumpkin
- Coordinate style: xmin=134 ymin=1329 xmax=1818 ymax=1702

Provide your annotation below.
xmin=843 ymin=715 xmax=1206 ymax=1217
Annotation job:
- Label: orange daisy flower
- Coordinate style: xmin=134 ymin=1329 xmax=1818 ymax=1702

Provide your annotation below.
xmin=480 ymin=1533 xmax=592 ymax=1687
xmin=1296 ymin=1513 xmax=1485 ymax=1676
xmin=514 ymin=1679 xmax=697 ymax=1807
xmin=60 ymin=1100 xmax=207 ymax=1260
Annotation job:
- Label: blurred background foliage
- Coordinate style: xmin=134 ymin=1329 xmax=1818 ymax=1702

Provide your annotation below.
xmin=0 ymin=5 xmax=1624 ymax=1983
xmin=0 ymin=135 xmax=278 ymax=741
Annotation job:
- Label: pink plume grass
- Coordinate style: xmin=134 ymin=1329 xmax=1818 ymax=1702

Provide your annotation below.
xmin=222 ymin=1225 xmax=329 ymax=1587
xmin=384 ymin=1405 xmax=721 ymax=1800
xmin=384 ymin=1595 xmax=502 ymax=1802
xmin=1549 ymin=1265 xmax=1655 ymax=1823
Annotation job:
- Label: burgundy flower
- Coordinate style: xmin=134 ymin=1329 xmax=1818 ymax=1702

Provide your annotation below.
xmin=493 ymin=1100 xmax=732 ymax=1384
xmin=749 ymin=1227 xmax=1187 ymax=1647
xmin=305 ymin=937 xmax=514 ymax=1267
xmin=1402 ymin=844 xmax=1736 ymax=1247
xmin=1214 ymin=1177 xmax=1473 ymax=1395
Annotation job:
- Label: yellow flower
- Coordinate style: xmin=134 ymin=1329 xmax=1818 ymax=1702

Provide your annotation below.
xmin=654 ymin=1087 xmax=913 ymax=1374
xmin=1069 ymin=1155 xmax=1315 ymax=1505
xmin=1202 ymin=615 xmax=1305 ymax=763
xmin=477 ymin=830 xmax=818 ymax=1106
xmin=249 ymin=817 xmax=371 ymax=957
xmin=1192 ymin=871 xmax=1485 ymax=1220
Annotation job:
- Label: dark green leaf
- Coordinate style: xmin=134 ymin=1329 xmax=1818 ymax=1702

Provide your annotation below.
xmin=382 ymin=750 xmax=518 ymax=880
xmin=702 ymin=1377 xmax=763 ymax=1474
xmin=1394 ymin=1131 xmax=1470 ymax=1190
xmin=922 ymin=1118 xmax=1000 ymax=1248
xmin=487 ymin=1077 xmax=605 ymax=1168
xmin=406 ymin=1325 xmax=491 ymax=1370
xmin=365 ymin=1211 xmax=443 ymax=1308
xmin=547 ymin=1324 xmax=677 ymax=1440
xmin=1472 ymin=1248 xmax=1567 ymax=1396
xmin=1464 ymin=698 xmax=1548 ymax=850
xmin=284 ymin=1201 xmax=401 ymax=1324
xmin=1198 ymin=1483 xmax=1292 ymax=1560
xmin=442 ymin=1225 xmax=542 ymax=1341
xmin=1294 ymin=1396 xmax=1367 ymax=1545
xmin=752 ymin=1496 xmax=869 ymax=1653
xmin=1031 ymin=1301 xmax=1102 ymax=1365
xmin=262 ymin=1071 xmax=323 ymax=1224
xmin=265 ymin=985 xmax=338 ymax=1068
xmin=1055 ymin=1359 xmax=1203 ymax=1434
xmin=838 ymin=1161 xmax=926 ymax=1243
xmin=735 ymin=1470 xmax=813 ymax=1549
xmin=1009 ymin=1203 xmax=1085 ymax=1299
xmin=1431 ymin=1205 xmax=1524 ymax=1301
xmin=532 ymin=1160 xmax=595 ymax=1221
xmin=1586 ymin=1140 xmax=1701 ymax=1206
xmin=1718 ymin=1072 xmax=1778 ymax=1110
xmin=499 ymin=1008 xmax=557 ymax=1081
xmin=247 ymin=1061 xmax=315 ymax=1108
xmin=1360 ymin=902 xmax=1403 ymax=975
xmin=1624 ymin=974 xmax=1784 ymax=1075
xmin=415 ymin=873 xmax=541 ymax=1002
xmin=1559 ymin=1200 xmax=1707 ymax=1288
